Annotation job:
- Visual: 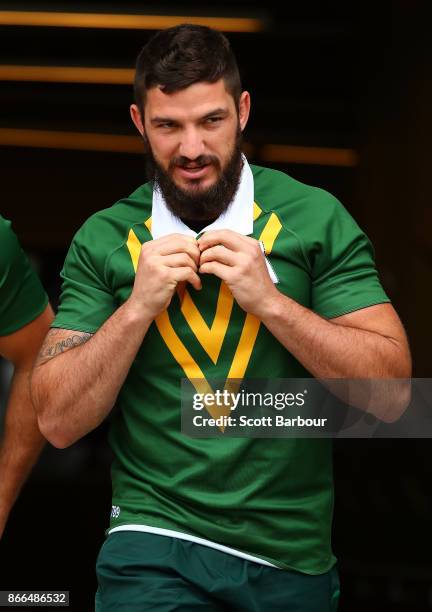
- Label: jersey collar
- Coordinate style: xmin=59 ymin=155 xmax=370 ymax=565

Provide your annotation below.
xmin=151 ymin=155 xmax=254 ymax=239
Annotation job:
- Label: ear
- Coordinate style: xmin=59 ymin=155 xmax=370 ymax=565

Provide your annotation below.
xmin=130 ymin=104 xmax=145 ymax=136
xmin=238 ymin=91 xmax=251 ymax=132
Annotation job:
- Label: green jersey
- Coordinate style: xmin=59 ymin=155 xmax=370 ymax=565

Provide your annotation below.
xmin=0 ymin=215 xmax=48 ymax=336
xmin=53 ymin=162 xmax=389 ymax=574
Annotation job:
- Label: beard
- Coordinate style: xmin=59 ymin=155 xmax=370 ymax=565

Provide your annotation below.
xmin=144 ymin=128 xmax=244 ymax=221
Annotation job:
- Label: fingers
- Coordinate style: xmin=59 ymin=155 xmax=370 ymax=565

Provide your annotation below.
xmin=199 ymin=244 xmax=236 ymax=267
xmin=145 ymin=234 xmax=200 ymax=265
xmin=136 ymin=231 xmax=261 ymax=291
xmin=199 ymin=261 xmax=231 ymax=282
xmin=162 ymin=252 xmax=198 ymax=272
xmin=172 ymin=266 xmax=202 ymax=291
xmin=197 ymin=229 xmax=253 ymax=253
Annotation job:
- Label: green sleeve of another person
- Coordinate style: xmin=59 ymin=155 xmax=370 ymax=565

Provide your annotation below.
xmin=0 ymin=215 xmax=48 ymax=336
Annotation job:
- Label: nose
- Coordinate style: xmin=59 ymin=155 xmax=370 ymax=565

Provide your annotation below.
xmin=178 ymin=126 xmax=204 ymax=160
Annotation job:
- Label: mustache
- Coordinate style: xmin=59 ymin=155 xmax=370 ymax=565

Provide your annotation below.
xmin=169 ymin=155 xmax=220 ymax=170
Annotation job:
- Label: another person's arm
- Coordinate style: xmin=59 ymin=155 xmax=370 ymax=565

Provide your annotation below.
xmin=0 ymin=216 xmax=53 ymax=538
xmin=0 ymin=306 xmax=53 ymax=539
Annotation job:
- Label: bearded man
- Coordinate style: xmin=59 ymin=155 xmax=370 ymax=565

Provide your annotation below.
xmin=31 ymin=24 xmax=411 ymax=612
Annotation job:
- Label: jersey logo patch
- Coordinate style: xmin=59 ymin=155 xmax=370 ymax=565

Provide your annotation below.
xmin=111 ymin=505 xmax=121 ymax=519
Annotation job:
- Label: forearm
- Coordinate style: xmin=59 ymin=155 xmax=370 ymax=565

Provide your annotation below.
xmin=262 ymin=293 xmax=407 ymax=379
xmin=32 ymin=301 xmax=152 ymax=448
xmin=0 ymin=367 xmax=45 ymax=538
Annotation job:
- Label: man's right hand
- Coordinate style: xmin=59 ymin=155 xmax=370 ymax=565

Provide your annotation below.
xmin=31 ymin=234 xmax=202 ymax=448
xmin=127 ymin=234 xmax=202 ymax=321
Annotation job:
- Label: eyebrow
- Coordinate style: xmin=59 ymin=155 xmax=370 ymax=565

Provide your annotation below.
xmin=150 ymin=108 xmax=229 ymax=125
xmin=201 ymin=108 xmax=229 ymax=120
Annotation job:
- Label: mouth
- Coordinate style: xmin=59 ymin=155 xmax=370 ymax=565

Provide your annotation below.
xmin=175 ymin=163 xmax=211 ymax=180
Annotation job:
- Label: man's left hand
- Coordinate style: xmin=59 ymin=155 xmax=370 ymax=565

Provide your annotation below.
xmin=197 ymin=230 xmax=279 ymax=318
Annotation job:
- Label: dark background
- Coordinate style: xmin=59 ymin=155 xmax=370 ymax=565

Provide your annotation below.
xmin=0 ymin=1 xmax=431 ymax=610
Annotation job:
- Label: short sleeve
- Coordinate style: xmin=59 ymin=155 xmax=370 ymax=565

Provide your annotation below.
xmin=311 ymin=195 xmax=390 ymax=319
xmin=53 ymin=218 xmax=117 ymax=333
xmin=0 ymin=216 xmax=48 ymax=335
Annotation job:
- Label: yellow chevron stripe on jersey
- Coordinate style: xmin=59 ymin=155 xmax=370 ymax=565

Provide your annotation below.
xmin=127 ymin=206 xmax=282 ymax=380
xmin=144 ymin=217 xmax=152 ymax=233
xmin=176 ymin=202 xmax=262 ymax=363
xmin=226 ymin=313 xmax=261 ymax=379
xmin=155 ymin=311 xmax=205 ymax=380
xmin=126 ymin=227 xmax=141 ymax=267
xmin=126 ymin=227 xmax=224 ymax=420
xmin=260 ymin=212 xmax=282 ymax=254
xmin=126 ymin=232 xmax=196 ymax=367
xmin=176 ymin=205 xmax=278 ymax=364
xmin=155 ymin=313 xmax=232 ymax=425
xmin=253 ymin=201 xmax=261 ymax=220
xmin=126 ymin=229 xmax=219 ymax=413
xmin=126 ymin=204 xmax=283 ymax=430
xmin=180 ymin=281 xmax=234 ymax=364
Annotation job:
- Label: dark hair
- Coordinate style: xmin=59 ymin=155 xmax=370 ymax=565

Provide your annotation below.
xmin=133 ymin=24 xmax=242 ymax=116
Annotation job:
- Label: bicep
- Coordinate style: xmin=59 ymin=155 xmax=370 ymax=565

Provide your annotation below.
xmin=0 ymin=304 xmax=54 ymax=367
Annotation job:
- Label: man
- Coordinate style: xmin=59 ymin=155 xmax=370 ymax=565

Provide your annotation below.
xmin=31 ymin=24 xmax=411 ymax=611
xmin=0 ymin=215 xmax=53 ymax=539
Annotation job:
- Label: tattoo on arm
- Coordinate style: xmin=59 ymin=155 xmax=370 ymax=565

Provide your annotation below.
xmin=36 ymin=329 xmax=93 ymax=366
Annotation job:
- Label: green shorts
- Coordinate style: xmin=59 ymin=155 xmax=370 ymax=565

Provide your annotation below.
xmin=95 ymin=532 xmax=339 ymax=611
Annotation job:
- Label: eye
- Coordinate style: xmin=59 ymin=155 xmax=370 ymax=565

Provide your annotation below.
xmin=157 ymin=121 xmax=176 ymax=129
xmin=205 ymin=116 xmax=222 ymax=125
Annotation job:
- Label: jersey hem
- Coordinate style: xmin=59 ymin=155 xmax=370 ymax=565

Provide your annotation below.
xmin=107 ymin=524 xmax=278 ymax=568
xmin=106 ymin=523 xmax=337 ymax=575
xmin=319 ymin=298 xmax=391 ymax=320
xmin=50 ymin=322 xmax=99 ymax=334
xmin=0 ymin=295 xmax=49 ymax=337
